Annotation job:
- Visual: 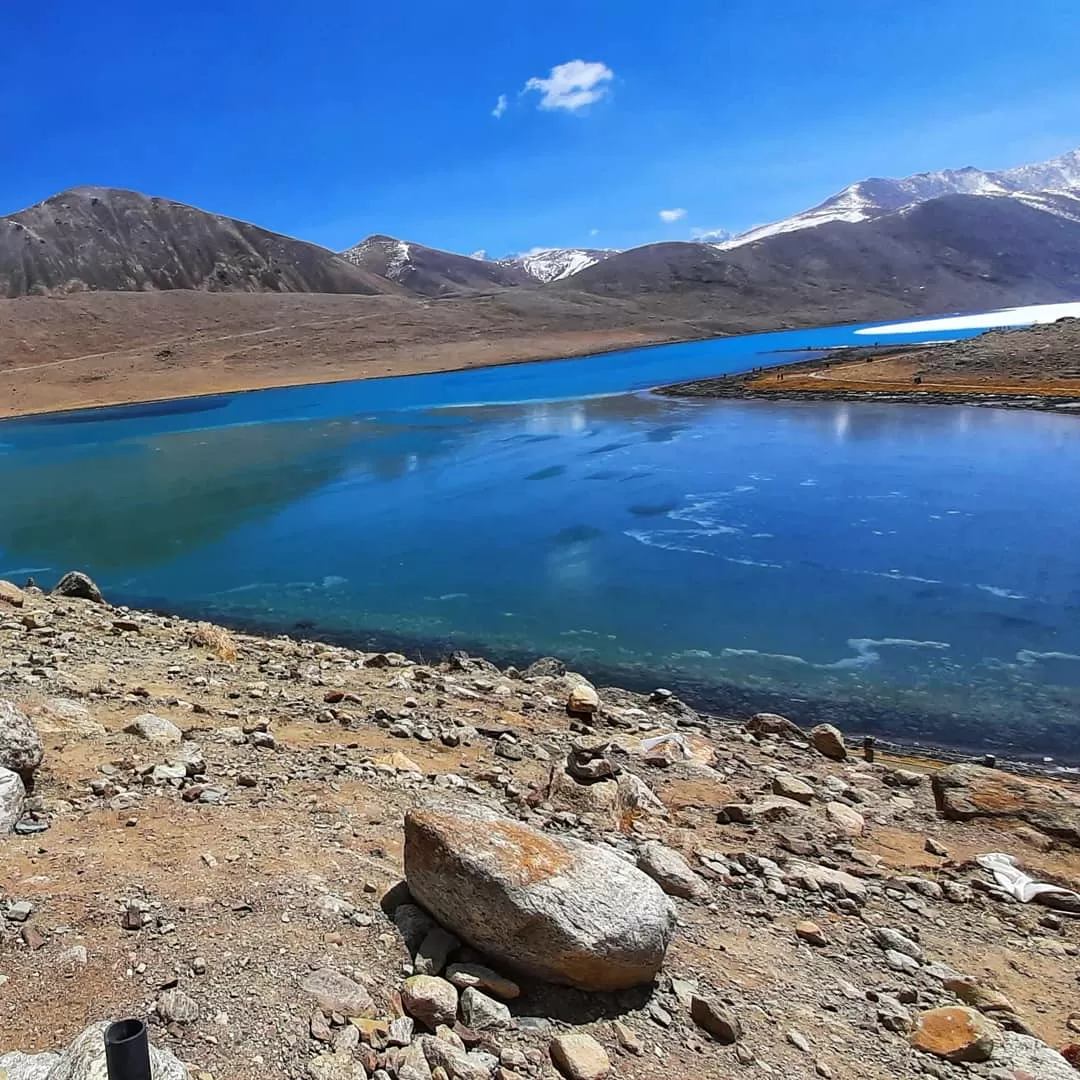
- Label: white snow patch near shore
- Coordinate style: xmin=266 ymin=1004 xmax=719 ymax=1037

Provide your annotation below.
xmin=855 ymin=302 xmax=1080 ymax=337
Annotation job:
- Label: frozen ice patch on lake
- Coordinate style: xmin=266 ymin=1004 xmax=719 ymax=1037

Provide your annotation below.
xmin=856 ymin=301 xmax=1080 ymax=337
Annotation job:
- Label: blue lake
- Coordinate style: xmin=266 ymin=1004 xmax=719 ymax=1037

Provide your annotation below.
xmin=2 ymin=309 xmax=1079 ymax=759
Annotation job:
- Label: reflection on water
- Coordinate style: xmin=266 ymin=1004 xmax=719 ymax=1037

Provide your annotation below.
xmin=2 ymin=316 xmax=1080 ymax=759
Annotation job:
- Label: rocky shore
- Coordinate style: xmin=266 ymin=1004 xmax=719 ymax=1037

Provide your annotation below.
xmin=4 ymin=574 xmax=1080 ymax=1080
xmin=662 ymin=319 xmax=1080 ymax=414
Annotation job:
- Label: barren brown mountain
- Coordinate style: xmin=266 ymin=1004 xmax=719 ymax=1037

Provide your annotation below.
xmin=0 ymin=187 xmax=392 ymax=298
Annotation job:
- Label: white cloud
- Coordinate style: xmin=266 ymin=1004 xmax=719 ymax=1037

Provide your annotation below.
xmin=524 ymin=60 xmax=613 ymax=112
xmin=492 ymin=94 xmax=508 ymax=119
xmin=659 ymin=208 xmax=687 ymax=223
xmin=589 ymin=228 xmax=600 ymax=237
xmin=691 ymin=226 xmax=733 ymax=242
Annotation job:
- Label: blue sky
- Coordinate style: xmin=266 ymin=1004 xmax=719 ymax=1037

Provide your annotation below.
xmin=5 ymin=0 xmax=1080 ymax=257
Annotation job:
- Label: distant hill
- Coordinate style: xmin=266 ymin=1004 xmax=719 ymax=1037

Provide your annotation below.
xmin=339 ymin=235 xmax=533 ymax=297
xmin=0 ymin=187 xmax=391 ymax=298
xmin=561 ymin=194 xmax=1080 ymax=329
xmin=499 ymin=247 xmax=618 ymax=283
xmin=716 ymin=146 xmax=1080 ymax=248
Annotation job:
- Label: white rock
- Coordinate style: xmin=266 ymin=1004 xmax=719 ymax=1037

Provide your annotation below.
xmin=0 ymin=700 xmax=44 ymax=777
xmin=637 ymin=841 xmax=709 ymax=900
xmin=43 ymin=1021 xmax=187 ymax=1080
xmin=124 ymin=713 xmax=183 ymax=746
xmin=0 ymin=1051 xmax=61 ymax=1080
xmin=0 ymin=766 xmax=27 ymax=833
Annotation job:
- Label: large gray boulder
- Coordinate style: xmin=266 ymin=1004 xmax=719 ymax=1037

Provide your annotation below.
xmin=404 ymin=803 xmax=676 ymax=991
xmin=0 ymin=766 xmax=27 ymax=833
xmin=0 ymin=700 xmax=45 ymax=779
xmin=51 ymin=571 xmax=104 ymax=604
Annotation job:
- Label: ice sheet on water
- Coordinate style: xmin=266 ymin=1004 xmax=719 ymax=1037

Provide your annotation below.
xmin=856 ymin=301 xmax=1080 ymax=336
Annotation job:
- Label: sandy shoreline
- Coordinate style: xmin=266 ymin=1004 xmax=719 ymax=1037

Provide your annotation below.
xmin=0 ymin=327 xmax=701 ymax=421
xmin=0 ymin=289 xmax=712 ymax=420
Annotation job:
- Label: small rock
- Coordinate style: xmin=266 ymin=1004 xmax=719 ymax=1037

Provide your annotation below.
xmin=121 ymin=904 xmax=144 ymax=931
xmin=525 ymin=657 xmax=565 ymax=678
xmin=796 ymin=920 xmax=828 ymax=947
xmin=331 ymin=1025 xmax=360 ymax=1054
xmin=398 ymin=1041 xmax=433 ymax=1080
xmin=124 ymin=713 xmax=183 ymax=746
xmin=745 ymin=712 xmax=805 ymax=740
xmin=414 ymin=926 xmax=461 ymax=976
xmin=690 ymin=996 xmax=742 ymax=1043
xmin=885 ymin=949 xmax=921 ymax=975
xmin=157 ymin=988 xmax=199 ymax=1024
xmin=301 ymin=968 xmax=375 ymax=1018
xmin=5 ymin=900 xmax=32 ymax=923
xmin=825 ymin=801 xmax=865 ymax=836
xmin=0 ymin=700 xmax=45 ymax=779
xmin=636 ymin=840 xmax=709 ymax=900
xmin=911 ymin=1006 xmax=998 ymax=1063
xmin=567 ymin=684 xmax=600 ymax=716
xmin=810 ymin=723 xmax=847 ymax=760
xmin=788 ymin=1029 xmax=811 ymax=1053
xmin=993 ymin=1031 xmax=1078 ymax=1080
xmin=445 ymin=963 xmax=520 ymax=1000
xmin=307 ymin=1051 xmax=368 ymax=1080
xmin=611 ymin=1020 xmax=643 ymax=1055
xmin=773 ymin=773 xmax=815 ymax=805
xmin=0 ymin=767 xmax=27 ymax=833
xmin=549 ymin=1032 xmax=611 ymax=1080
xmin=387 ymin=1016 xmax=415 ymax=1047
xmin=311 ymin=1010 xmax=333 ymax=1043
xmin=873 ymin=926 xmax=923 ymax=961
xmin=460 ymin=986 xmax=512 ymax=1031
xmin=924 ymin=838 xmax=949 ymax=857
xmin=402 ymin=975 xmax=459 ymax=1029
xmin=878 ymin=995 xmax=914 ymax=1033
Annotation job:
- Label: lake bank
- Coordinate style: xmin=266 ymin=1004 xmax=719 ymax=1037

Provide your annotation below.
xmin=0 ymin=323 xmax=702 ymax=420
xmin=662 ymin=318 xmax=1080 ymax=413
xmin=5 ymin=576 xmax=1080 ymax=1080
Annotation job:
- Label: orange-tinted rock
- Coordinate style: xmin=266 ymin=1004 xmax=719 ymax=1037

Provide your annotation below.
xmin=932 ymin=766 xmax=1080 ymax=847
xmin=911 ymin=1006 xmax=998 ymax=1062
xmin=404 ymin=804 xmax=675 ymax=991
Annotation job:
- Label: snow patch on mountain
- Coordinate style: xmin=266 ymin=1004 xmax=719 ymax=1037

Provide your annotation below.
xmin=717 ymin=147 xmax=1080 ymax=250
xmin=339 ymin=235 xmax=413 ymax=281
xmin=501 ymin=247 xmax=618 ymax=283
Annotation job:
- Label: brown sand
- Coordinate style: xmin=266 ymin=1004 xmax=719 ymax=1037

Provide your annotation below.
xmin=0 ymin=290 xmax=703 ymax=418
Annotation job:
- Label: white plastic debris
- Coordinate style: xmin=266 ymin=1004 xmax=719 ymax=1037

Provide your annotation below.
xmin=976 ymin=852 xmax=1080 ymax=904
xmin=640 ymin=733 xmax=693 ymax=759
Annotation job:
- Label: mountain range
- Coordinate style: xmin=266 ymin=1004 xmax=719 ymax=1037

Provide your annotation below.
xmin=2 ymin=148 xmax=1080 ymax=331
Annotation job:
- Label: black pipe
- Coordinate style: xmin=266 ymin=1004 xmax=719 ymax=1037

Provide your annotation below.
xmin=104 ymin=1019 xmax=151 ymax=1080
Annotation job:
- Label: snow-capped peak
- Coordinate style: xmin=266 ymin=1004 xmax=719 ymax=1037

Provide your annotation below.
xmin=501 ymin=246 xmax=618 ymax=283
xmin=717 ymin=146 xmax=1080 ymax=250
xmin=339 ymin=234 xmax=413 ymax=280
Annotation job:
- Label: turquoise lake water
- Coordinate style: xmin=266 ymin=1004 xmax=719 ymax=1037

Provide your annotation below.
xmin=2 ymin=310 xmax=1079 ymax=759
